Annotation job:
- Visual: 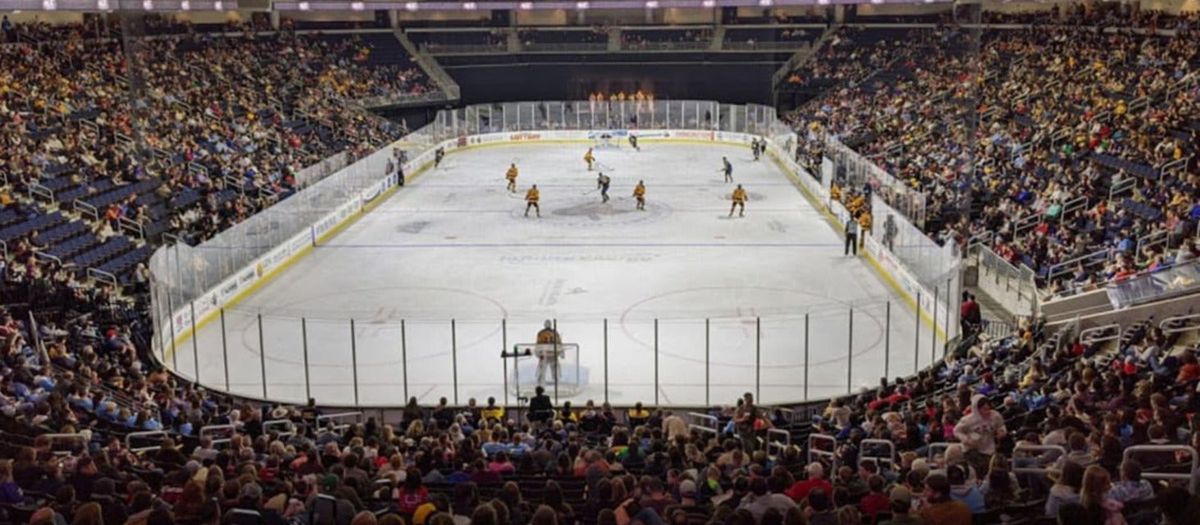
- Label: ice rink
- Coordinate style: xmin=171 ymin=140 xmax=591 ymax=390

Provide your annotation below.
xmin=178 ymin=140 xmax=940 ymax=407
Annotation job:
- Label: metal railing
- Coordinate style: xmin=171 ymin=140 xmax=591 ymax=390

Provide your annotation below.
xmin=199 ymin=424 xmax=237 ymax=446
xmin=1123 ymin=445 xmax=1198 ymax=494
xmin=1011 ymin=444 xmax=1066 ymax=475
xmin=807 ymin=433 xmax=837 ymax=468
xmin=126 ymin=430 xmax=170 ymax=453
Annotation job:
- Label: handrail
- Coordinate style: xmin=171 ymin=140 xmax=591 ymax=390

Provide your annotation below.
xmin=1161 ymin=314 xmax=1200 ymax=335
xmin=807 ymin=433 xmax=837 ymax=469
xmin=87 ymin=267 xmax=119 ymax=287
xmin=28 ymin=183 xmax=54 ymax=203
xmin=766 ymin=428 xmax=791 ymax=458
xmin=1123 ymin=445 xmax=1198 ymax=494
xmin=42 ymin=433 xmax=89 ymax=456
xmin=859 ymin=438 xmax=896 ymax=470
xmin=199 ymin=424 xmax=237 ymax=446
xmin=686 ymin=412 xmax=720 ymax=431
xmin=1011 ymin=443 xmax=1066 ymax=475
xmin=316 ymin=412 xmax=364 ymax=432
xmin=926 ymin=442 xmax=952 ymax=465
xmin=126 ymin=430 xmax=170 ymax=453
xmin=263 ymin=419 xmax=298 ymax=438
xmin=1079 ymin=323 xmax=1121 ymax=346
xmin=689 ymin=424 xmax=718 ymax=437
xmin=73 ymin=199 xmax=99 ymax=220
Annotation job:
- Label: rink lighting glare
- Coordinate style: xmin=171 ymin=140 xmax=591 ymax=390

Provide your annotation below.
xmin=142 ymin=0 xmax=153 ymax=9
xmin=817 ymin=0 xmax=829 ymax=4
xmin=298 ymin=1 xmax=309 ymax=8
xmin=645 ymin=0 xmax=657 ymax=7
xmin=350 ymin=1 xmax=364 ymax=9
xmin=701 ymin=0 xmax=714 ymax=6
xmin=405 ymin=1 xmax=418 ymax=10
xmin=96 ymin=0 xmax=108 ymax=8
xmin=40 ymin=0 xmax=54 ymax=9
xmin=180 ymin=0 xmax=190 ymax=9
xmin=757 ymin=0 xmax=771 ymax=5
xmin=576 ymin=1 xmax=588 ymax=9
xmin=463 ymin=1 xmax=476 ymax=9
xmin=518 ymin=1 xmax=532 ymax=8
xmin=213 ymin=0 xmax=222 ymax=8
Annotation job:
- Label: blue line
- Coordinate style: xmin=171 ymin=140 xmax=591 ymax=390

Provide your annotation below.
xmin=318 ymin=242 xmax=843 ymax=249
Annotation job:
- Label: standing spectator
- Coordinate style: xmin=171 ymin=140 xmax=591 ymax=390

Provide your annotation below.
xmin=954 ymin=395 xmax=1006 ymax=474
xmin=529 ymin=386 xmax=554 ymax=424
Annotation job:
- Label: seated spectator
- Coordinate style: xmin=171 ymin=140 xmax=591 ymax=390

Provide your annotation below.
xmin=786 ymin=462 xmax=833 ymax=502
xmin=1106 ymin=459 xmax=1153 ymax=504
xmin=1045 ymin=461 xmax=1085 ymax=517
xmin=918 ymin=473 xmax=970 ymax=525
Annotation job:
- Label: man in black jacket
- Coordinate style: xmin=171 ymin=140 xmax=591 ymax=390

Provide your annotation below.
xmin=529 ymin=386 xmax=553 ymax=424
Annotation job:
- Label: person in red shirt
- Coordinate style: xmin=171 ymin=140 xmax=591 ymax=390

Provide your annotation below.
xmin=785 ymin=462 xmax=832 ymax=502
xmin=859 ymin=475 xmax=890 ymax=519
xmin=395 ymin=469 xmax=428 ymax=516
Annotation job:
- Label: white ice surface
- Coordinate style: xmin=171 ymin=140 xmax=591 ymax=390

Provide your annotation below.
xmin=179 ymin=142 xmax=939 ymax=407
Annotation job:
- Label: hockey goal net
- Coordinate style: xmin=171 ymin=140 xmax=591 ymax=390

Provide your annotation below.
xmin=593 ymin=133 xmax=621 ymax=150
xmin=509 ymin=342 xmax=586 ymax=398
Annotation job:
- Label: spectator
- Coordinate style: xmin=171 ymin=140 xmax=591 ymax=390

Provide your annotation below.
xmin=918 ymin=474 xmax=970 ymax=525
xmin=786 ymin=463 xmax=833 ymax=502
xmin=1105 ymin=459 xmax=1153 ymax=504
xmin=1045 ymin=461 xmax=1085 ymax=517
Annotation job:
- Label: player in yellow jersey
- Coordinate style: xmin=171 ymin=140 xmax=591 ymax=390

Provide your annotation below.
xmin=524 ymin=184 xmax=540 ymax=218
xmin=505 ymin=163 xmax=519 ymax=193
xmin=633 ymin=180 xmax=646 ymax=210
xmin=583 ymin=148 xmax=595 ymax=171
xmin=729 ymin=184 xmax=747 ymax=217
xmin=857 ymin=210 xmax=872 ymax=249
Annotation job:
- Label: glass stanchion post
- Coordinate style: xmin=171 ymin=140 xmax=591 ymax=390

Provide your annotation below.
xmin=351 ymin=319 xmax=359 ymax=406
xmin=257 ymin=313 xmax=267 ymax=398
xmin=847 ymin=308 xmax=854 ymax=394
xmin=221 ymin=308 xmax=230 ymax=391
xmin=302 ymin=318 xmax=311 ymax=401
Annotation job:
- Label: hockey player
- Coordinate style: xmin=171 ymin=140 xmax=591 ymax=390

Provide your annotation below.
xmin=535 ymin=319 xmax=562 ymax=385
xmin=751 ymin=139 xmax=761 ymax=161
xmin=505 ymin=163 xmax=519 ymax=193
xmin=729 ymin=184 xmax=747 ymax=218
xmin=628 ymin=134 xmax=640 ymax=151
xmin=722 ymin=156 xmax=733 ymax=183
xmin=633 ymin=180 xmax=646 ymax=210
xmin=584 ymin=148 xmax=596 ymax=171
xmin=434 ymin=147 xmax=445 ymax=168
xmin=524 ymin=185 xmax=540 ymax=217
xmin=597 ymin=172 xmax=611 ymax=203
